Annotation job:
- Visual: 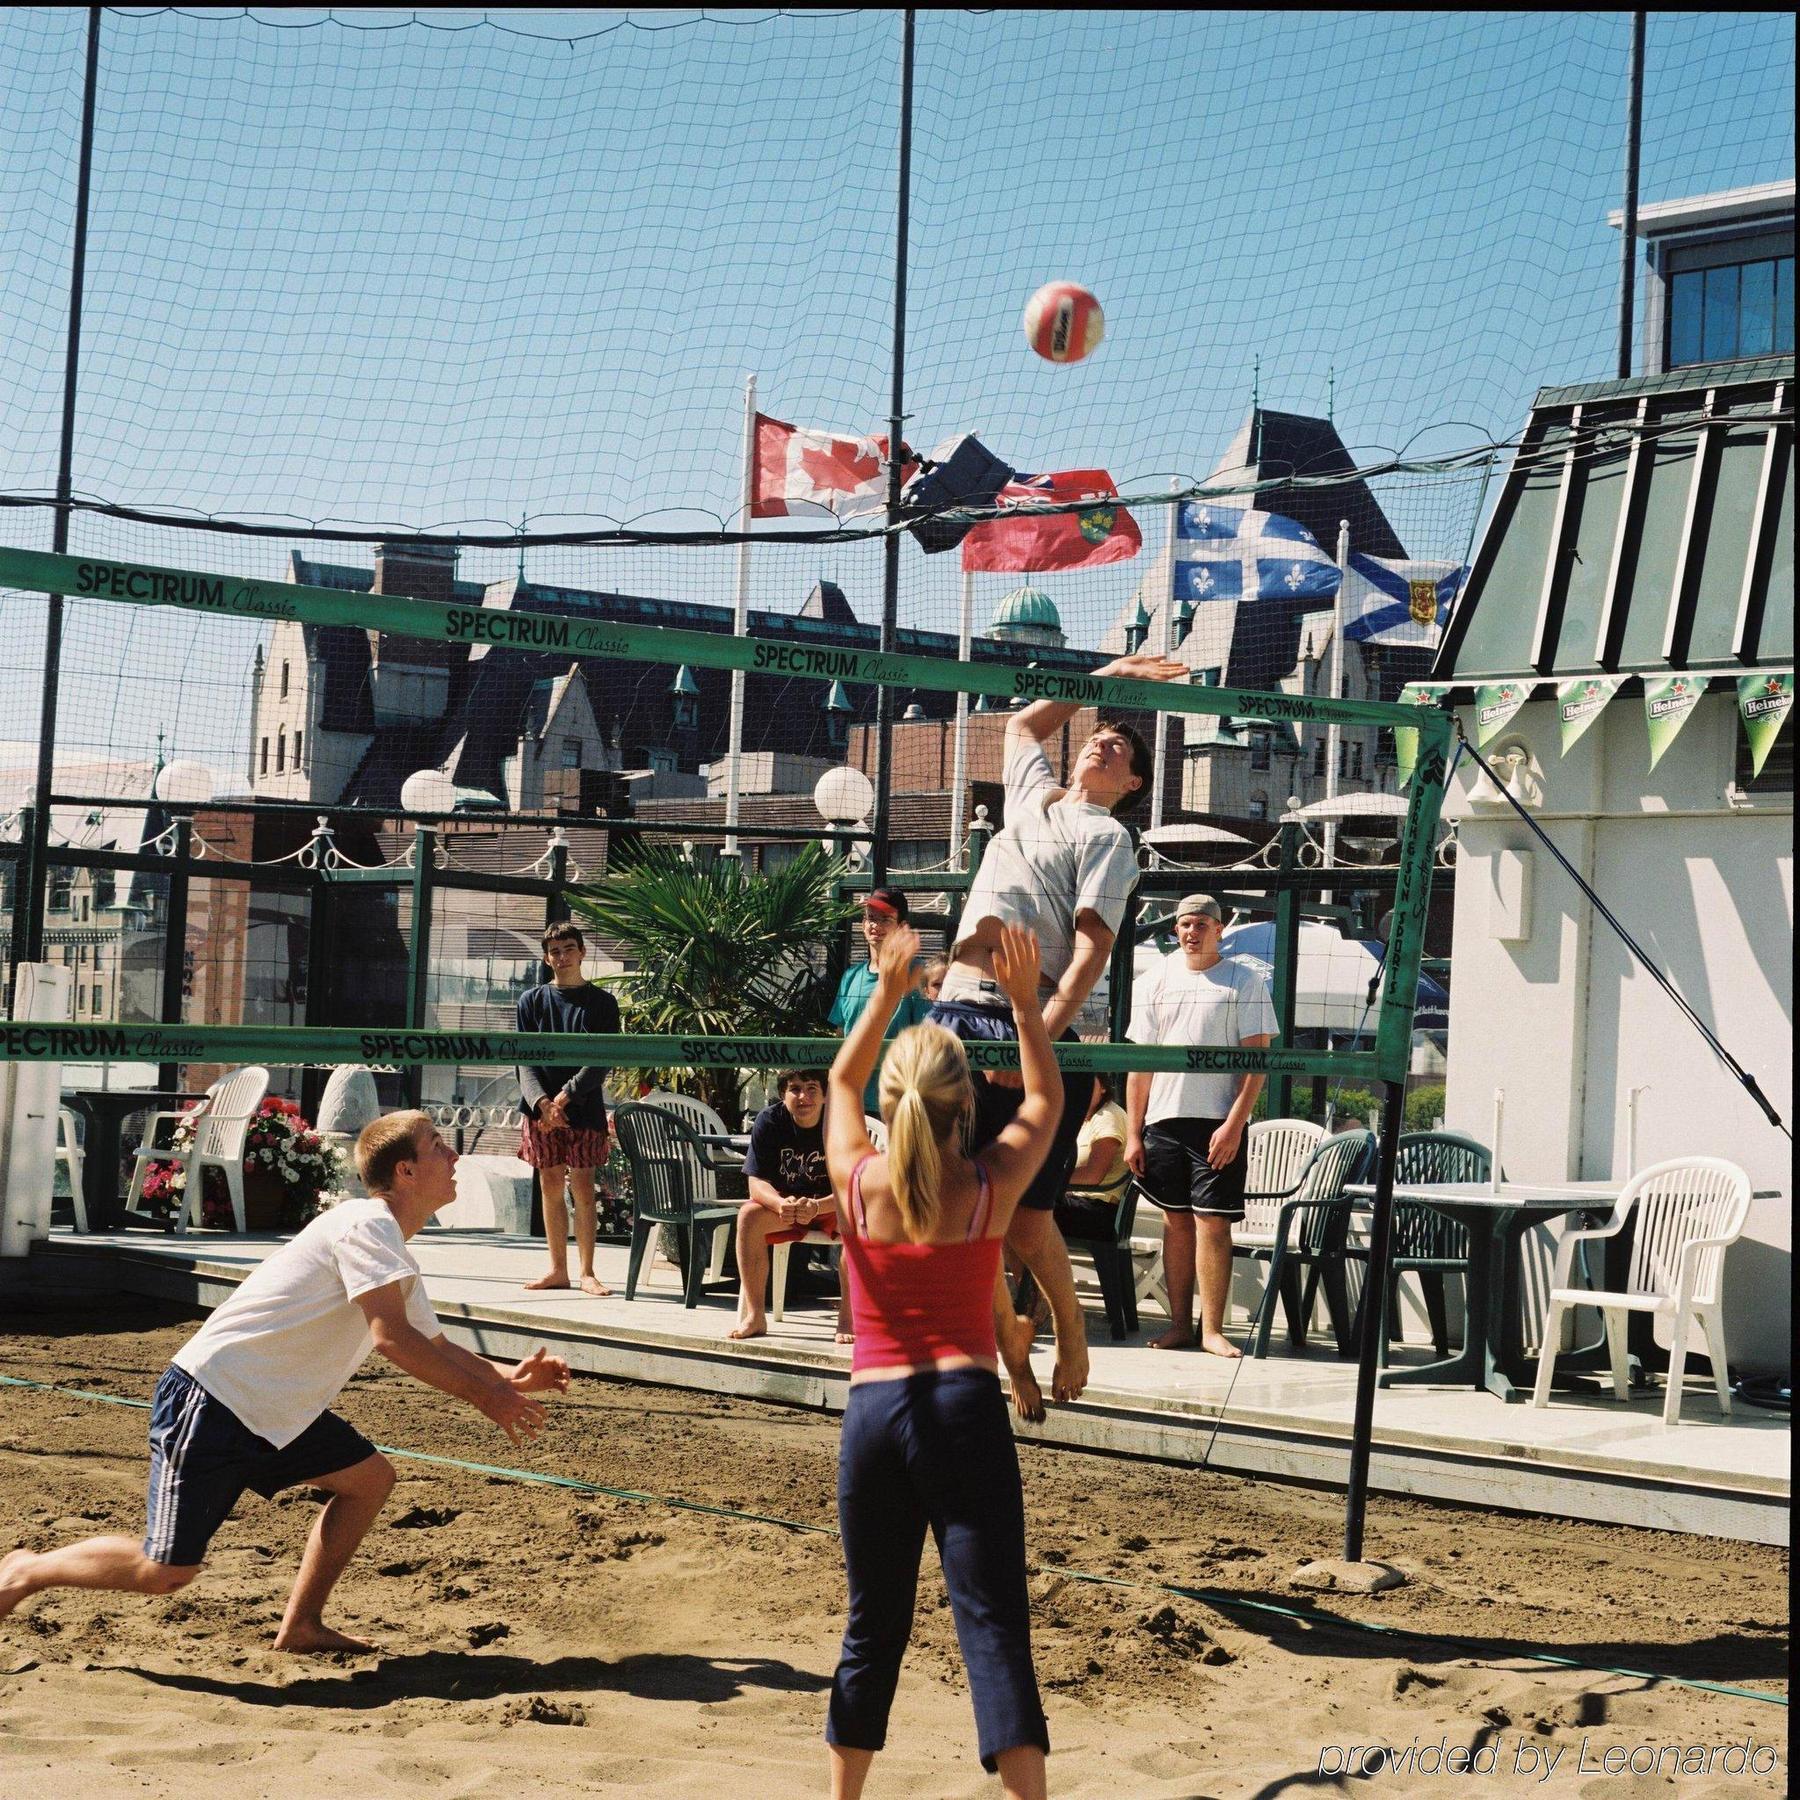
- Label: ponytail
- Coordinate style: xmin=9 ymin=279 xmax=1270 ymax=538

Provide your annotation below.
xmin=877 ymin=1023 xmax=973 ymax=1240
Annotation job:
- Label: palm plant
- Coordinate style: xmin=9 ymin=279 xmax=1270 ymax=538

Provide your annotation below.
xmin=568 ymin=840 xmax=858 ymax=1127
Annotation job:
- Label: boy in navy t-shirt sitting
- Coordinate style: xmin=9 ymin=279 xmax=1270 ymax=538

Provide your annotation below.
xmin=729 ymin=1070 xmax=848 ymax=1343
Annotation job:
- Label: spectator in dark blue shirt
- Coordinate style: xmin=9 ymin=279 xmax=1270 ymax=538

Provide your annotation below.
xmin=730 ymin=1070 xmax=847 ymax=1343
xmin=517 ymin=921 xmax=621 ymax=1296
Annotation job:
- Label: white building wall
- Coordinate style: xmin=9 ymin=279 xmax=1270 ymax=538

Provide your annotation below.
xmin=1444 ymin=693 xmax=1792 ymax=1372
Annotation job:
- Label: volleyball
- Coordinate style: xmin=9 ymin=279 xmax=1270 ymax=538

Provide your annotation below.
xmin=1022 ymin=281 xmax=1104 ymax=363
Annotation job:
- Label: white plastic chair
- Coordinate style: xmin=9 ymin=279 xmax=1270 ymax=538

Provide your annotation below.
xmin=768 ymin=1114 xmax=884 ymax=1324
xmin=1235 ymin=1118 xmax=1327 ymax=1250
xmin=1530 ymin=1156 xmax=1752 ymax=1425
xmin=56 ymin=1108 xmax=87 ymax=1231
xmin=1130 ymin=1206 xmax=1169 ymax=1316
xmin=126 ymin=1066 xmax=272 ymax=1234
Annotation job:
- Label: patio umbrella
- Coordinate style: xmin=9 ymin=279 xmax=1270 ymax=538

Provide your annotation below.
xmin=1216 ymin=920 xmax=1448 ymax=1036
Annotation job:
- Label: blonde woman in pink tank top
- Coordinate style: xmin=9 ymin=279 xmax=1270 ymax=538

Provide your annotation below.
xmin=822 ymin=922 xmax=1061 ymax=1800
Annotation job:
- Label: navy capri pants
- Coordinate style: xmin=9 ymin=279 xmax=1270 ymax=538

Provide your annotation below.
xmin=828 ymin=1366 xmax=1048 ymax=1772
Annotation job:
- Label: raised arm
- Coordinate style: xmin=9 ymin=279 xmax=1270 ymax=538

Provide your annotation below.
xmin=976 ymin=925 xmax=1062 ymax=1224
xmin=1010 ymin=650 xmax=1187 ymax=745
xmin=827 ymin=924 xmax=920 ymax=1186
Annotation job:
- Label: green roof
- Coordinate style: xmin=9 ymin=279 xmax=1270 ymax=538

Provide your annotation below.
xmin=1436 ymin=356 xmax=1792 ymax=683
xmin=669 ymin=664 xmax=700 ymax=697
xmin=991 ymin=584 xmax=1061 ymax=630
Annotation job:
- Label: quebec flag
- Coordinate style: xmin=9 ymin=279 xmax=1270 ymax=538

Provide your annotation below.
xmin=1341 ymin=551 xmax=1469 ymax=647
xmin=1173 ymin=501 xmax=1341 ymax=604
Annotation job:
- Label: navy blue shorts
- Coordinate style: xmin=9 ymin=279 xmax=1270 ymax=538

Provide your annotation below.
xmin=928 ymin=999 xmax=1090 ymax=1213
xmin=143 ymin=1365 xmax=377 ymax=1566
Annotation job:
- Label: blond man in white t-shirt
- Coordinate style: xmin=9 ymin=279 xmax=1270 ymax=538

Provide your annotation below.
xmin=0 ymin=1112 xmax=570 ymax=1653
xmin=1126 ymin=897 xmax=1276 ymax=1356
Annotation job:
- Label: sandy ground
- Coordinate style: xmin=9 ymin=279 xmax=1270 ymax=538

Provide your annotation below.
xmin=0 ymin=1299 xmax=1786 ymax=1799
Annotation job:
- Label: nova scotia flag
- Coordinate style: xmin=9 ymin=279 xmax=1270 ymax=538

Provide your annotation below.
xmin=1172 ymin=502 xmax=1341 ymax=604
xmin=1341 ymin=551 xmax=1468 ymax=646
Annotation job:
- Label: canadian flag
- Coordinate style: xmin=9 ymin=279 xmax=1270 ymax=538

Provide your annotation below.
xmin=751 ymin=413 xmax=915 ymax=518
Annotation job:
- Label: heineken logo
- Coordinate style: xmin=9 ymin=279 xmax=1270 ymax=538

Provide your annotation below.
xmin=1478 ymin=686 xmax=1518 ymax=724
xmin=1742 ymin=694 xmax=1788 ymax=720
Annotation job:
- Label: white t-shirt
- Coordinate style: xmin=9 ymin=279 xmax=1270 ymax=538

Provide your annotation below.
xmin=173 ymin=1197 xmax=439 ymax=1448
xmin=1128 ymin=954 xmax=1278 ymax=1125
xmin=953 ymin=735 xmax=1140 ymax=988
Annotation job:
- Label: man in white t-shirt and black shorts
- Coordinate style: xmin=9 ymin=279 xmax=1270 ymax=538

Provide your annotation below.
xmin=0 ymin=1112 xmax=570 ymax=1652
xmin=1126 ymin=895 xmax=1276 ymax=1356
xmin=928 ymin=651 xmax=1184 ymax=1417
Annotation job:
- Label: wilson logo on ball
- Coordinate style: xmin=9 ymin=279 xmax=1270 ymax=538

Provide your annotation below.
xmin=1023 ymin=281 xmax=1104 ymax=363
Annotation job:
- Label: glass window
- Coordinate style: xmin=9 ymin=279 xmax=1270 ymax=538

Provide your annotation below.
xmin=1667 ymin=270 xmax=1703 ymax=367
xmin=280 ymin=659 xmax=290 ymax=699
xmin=1775 ymin=257 xmax=1794 ymax=354
xmin=1250 ymin=732 xmax=1271 ymax=771
xmin=91 ymin=984 xmax=102 ymax=1012
xmin=561 ymin=737 xmax=582 ymax=769
xmin=260 ymin=736 xmax=269 ymax=775
xmin=1739 ymin=260 xmax=1775 ymax=357
xmin=294 ymin=729 xmax=303 ymax=767
xmin=1700 ymin=264 xmax=1739 ymax=362
xmin=1247 ymin=793 xmax=1267 ymax=821
xmin=276 ymin=730 xmax=285 ymax=773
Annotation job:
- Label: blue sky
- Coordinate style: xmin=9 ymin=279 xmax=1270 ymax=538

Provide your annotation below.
xmin=0 ymin=7 xmax=1791 ymax=777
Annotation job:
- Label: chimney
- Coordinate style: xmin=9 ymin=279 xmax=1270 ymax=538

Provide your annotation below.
xmin=372 ymin=540 xmax=459 ymax=605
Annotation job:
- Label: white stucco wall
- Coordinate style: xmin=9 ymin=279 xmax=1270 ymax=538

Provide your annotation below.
xmin=1443 ymin=692 xmax=1792 ymax=1373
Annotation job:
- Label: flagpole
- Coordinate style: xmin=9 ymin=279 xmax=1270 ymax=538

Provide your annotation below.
xmin=1324 ymin=517 xmax=1349 ymax=866
xmin=870 ymin=7 xmax=914 ymax=886
xmin=949 ymin=567 xmax=972 ymax=866
xmin=1149 ymin=477 xmax=1181 ymax=829
xmin=723 ymin=371 xmax=756 ymax=862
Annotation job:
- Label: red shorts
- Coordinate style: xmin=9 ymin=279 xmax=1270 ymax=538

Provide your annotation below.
xmin=766 ymin=1209 xmax=840 ymax=1246
xmin=519 ymin=1119 xmax=611 ymax=1171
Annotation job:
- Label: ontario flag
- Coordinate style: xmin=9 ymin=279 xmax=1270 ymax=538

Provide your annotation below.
xmin=959 ymin=470 xmax=1142 ymax=572
xmin=751 ymin=414 xmax=916 ymax=518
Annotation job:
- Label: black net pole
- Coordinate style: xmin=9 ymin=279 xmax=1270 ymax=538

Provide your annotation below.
xmin=23 ymin=5 xmax=100 ymax=964
xmin=870 ymin=7 xmax=914 ymax=886
xmin=1618 ymin=12 xmax=1645 ymax=380
xmin=1344 ymin=1079 xmax=1406 ymax=1563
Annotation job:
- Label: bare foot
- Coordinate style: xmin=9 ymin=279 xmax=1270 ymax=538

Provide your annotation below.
xmin=1003 ymin=1311 xmax=1038 ymax=1364
xmin=1051 ymin=1343 xmax=1090 ymax=1404
xmin=0 ymin=1549 xmax=37 ymax=1621
xmin=1148 ymin=1326 xmax=1197 ymax=1351
xmin=1199 ymin=1331 xmax=1242 ymax=1359
xmin=834 ymin=1311 xmax=855 ymax=1345
xmin=1003 ymin=1351 xmax=1046 ymax=1424
xmin=727 ymin=1313 xmax=767 ymax=1342
xmin=578 ymin=1274 xmax=611 ymax=1297
xmin=524 ymin=1271 xmax=570 ymax=1291
xmin=273 ymin=1620 xmax=375 ymax=1654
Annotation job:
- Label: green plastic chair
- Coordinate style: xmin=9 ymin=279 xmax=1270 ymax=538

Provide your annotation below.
xmin=1056 ymin=1176 xmax=1143 ymax=1341
xmin=612 ymin=1102 xmax=743 ymax=1308
xmin=1249 ymin=1130 xmax=1377 ymax=1358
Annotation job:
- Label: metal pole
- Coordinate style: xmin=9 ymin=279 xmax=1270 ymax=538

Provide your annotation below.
xmin=7 ymin=812 xmax=34 ymax=1002
xmin=948 ymin=569 xmax=973 ymax=865
xmin=156 ymin=816 xmax=192 ymax=1090
xmin=1618 ymin=13 xmax=1645 ymax=381
xmin=1324 ymin=520 xmax=1349 ymax=868
xmin=723 ymin=372 xmax=757 ymax=861
xmin=870 ymin=8 xmax=914 ymax=886
xmin=1267 ymin=820 xmax=1301 ymax=1119
xmin=403 ymin=826 xmax=435 ymax=1106
xmin=1343 ymin=1079 xmax=1405 ymax=1563
xmin=1149 ymin=479 xmax=1182 ymax=828
xmin=23 ymin=6 xmax=101 ymax=963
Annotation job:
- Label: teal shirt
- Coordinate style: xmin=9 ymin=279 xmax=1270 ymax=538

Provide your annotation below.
xmin=830 ymin=963 xmax=932 ymax=1114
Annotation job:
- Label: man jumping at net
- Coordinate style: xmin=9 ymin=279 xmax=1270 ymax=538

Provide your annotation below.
xmin=928 ymin=651 xmax=1185 ymax=1419
xmin=0 ymin=1112 xmax=569 ymax=1652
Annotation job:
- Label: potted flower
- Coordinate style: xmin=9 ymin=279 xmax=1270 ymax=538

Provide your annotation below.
xmin=139 ymin=1097 xmax=343 ymax=1232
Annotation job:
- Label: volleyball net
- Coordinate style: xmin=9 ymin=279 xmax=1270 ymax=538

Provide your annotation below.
xmin=0 ymin=538 xmax=1453 ymax=1095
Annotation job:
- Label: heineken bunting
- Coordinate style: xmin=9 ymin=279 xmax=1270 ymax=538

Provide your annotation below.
xmin=1556 ymin=674 xmax=1626 ymax=753
xmin=1737 ymin=671 xmax=1793 ymax=777
xmin=1644 ymin=674 xmax=1708 ymax=769
xmin=1473 ymin=679 xmax=1533 ymax=747
xmin=1394 ymin=682 xmax=1453 ymax=789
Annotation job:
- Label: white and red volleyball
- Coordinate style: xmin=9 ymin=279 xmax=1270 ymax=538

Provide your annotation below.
xmin=1022 ymin=281 xmax=1104 ymax=363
